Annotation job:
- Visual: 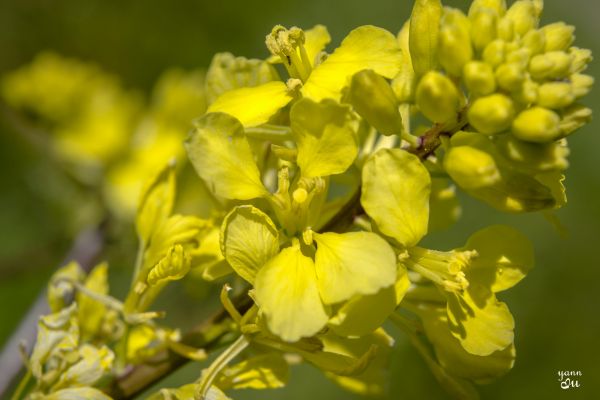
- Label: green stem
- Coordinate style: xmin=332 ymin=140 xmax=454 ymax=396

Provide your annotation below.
xmin=10 ymin=370 xmax=31 ymax=400
xmin=194 ymin=335 xmax=249 ymax=400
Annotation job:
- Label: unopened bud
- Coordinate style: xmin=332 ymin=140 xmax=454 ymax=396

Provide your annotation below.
xmin=537 ymin=82 xmax=574 ymax=109
xmin=438 ymin=8 xmax=473 ymax=76
xmin=496 ymin=62 xmax=526 ymax=92
xmin=506 ymin=48 xmax=531 ymax=68
xmin=529 ymin=51 xmax=572 ymax=80
xmin=444 ymin=145 xmax=501 ymax=189
xmin=541 ymin=22 xmax=575 ymax=52
xmin=505 ymin=0 xmax=539 ymax=36
xmin=559 ymin=104 xmax=592 ymax=137
xmin=512 ymin=106 xmax=561 ymax=143
xmin=463 ymin=61 xmax=496 ymax=96
xmin=513 ymin=78 xmax=539 ymax=104
xmin=410 ymin=0 xmax=443 ymax=77
xmin=469 ymin=0 xmax=507 ymax=16
xmin=348 ymin=69 xmax=402 ymax=136
xmin=497 ymin=17 xmax=514 ymax=41
xmin=569 ymin=47 xmax=592 ymax=74
xmin=468 ymin=94 xmax=515 ymax=134
xmin=570 ymin=74 xmax=594 ymax=98
xmin=469 ymin=6 xmax=498 ymax=51
xmin=416 ymin=71 xmax=460 ymax=123
xmin=482 ymin=39 xmax=506 ymax=68
xmin=522 ymin=29 xmax=546 ymax=55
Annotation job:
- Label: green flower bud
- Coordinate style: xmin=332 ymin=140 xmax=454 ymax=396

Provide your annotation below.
xmin=416 ymin=71 xmax=460 ymax=123
xmin=506 ymin=48 xmax=531 ymax=68
xmin=463 ymin=61 xmax=496 ymax=96
xmin=541 ymin=22 xmax=575 ymax=52
xmin=444 ymin=145 xmax=501 ymax=189
xmin=529 ymin=51 xmax=573 ymax=80
xmin=483 ymin=39 xmax=506 ymax=68
xmin=569 ymin=47 xmax=592 ymax=74
xmin=570 ymin=74 xmax=594 ymax=98
xmin=559 ymin=104 xmax=592 ymax=136
xmin=496 ymin=62 xmax=526 ymax=92
xmin=469 ymin=6 xmax=498 ymax=51
xmin=496 ymin=135 xmax=569 ymax=172
xmin=522 ymin=29 xmax=546 ymax=55
xmin=410 ymin=0 xmax=443 ymax=77
xmin=392 ymin=21 xmax=416 ymax=103
xmin=438 ymin=8 xmax=473 ymax=76
xmin=468 ymin=94 xmax=515 ymax=134
xmin=513 ymin=78 xmax=539 ymax=104
xmin=512 ymin=106 xmax=561 ymax=143
xmin=348 ymin=69 xmax=402 ymax=136
xmin=505 ymin=0 xmax=539 ymax=36
xmin=469 ymin=0 xmax=507 ymax=16
xmin=497 ymin=17 xmax=514 ymax=41
xmin=537 ymin=82 xmax=574 ymax=109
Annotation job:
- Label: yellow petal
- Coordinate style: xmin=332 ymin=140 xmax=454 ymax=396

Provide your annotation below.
xmin=361 ymin=148 xmax=431 ymax=247
xmin=314 ymin=231 xmax=397 ymax=304
xmin=216 ymin=353 xmax=289 ymax=390
xmin=302 ymin=26 xmax=403 ymax=102
xmin=207 ymin=81 xmax=292 ymax=127
xmin=254 ymin=246 xmax=329 ymax=342
xmin=291 ymin=98 xmax=358 ymax=177
xmin=186 ymin=112 xmax=268 ymax=200
xmin=220 ymin=205 xmax=280 ymax=284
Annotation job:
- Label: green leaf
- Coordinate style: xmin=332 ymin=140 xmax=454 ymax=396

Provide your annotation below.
xmin=291 ymin=98 xmax=358 ymax=178
xmin=314 ymin=231 xmax=397 ymax=304
xmin=361 ymin=148 xmax=431 ymax=247
xmin=216 ymin=353 xmax=289 ymax=390
xmin=254 ymin=246 xmax=329 ymax=342
xmin=186 ymin=112 xmax=268 ymax=200
xmin=463 ymin=225 xmax=534 ymax=293
xmin=207 ymin=81 xmax=292 ymax=127
xmin=409 ymin=0 xmax=442 ymax=77
xmin=302 ymin=25 xmax=403 ymax=102
xmin=220 ymin=205 xmax=280 ymax=284
xmin=136 ymin=161 xmax=176 ymax=244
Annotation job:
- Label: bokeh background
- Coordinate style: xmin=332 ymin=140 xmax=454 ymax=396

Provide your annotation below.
xmin=0 ymin=0 xmax=598 ymax=399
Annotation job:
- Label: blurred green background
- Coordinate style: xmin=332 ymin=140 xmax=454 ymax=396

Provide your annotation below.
xmin=0 ymin=0 xmax=598 ymax=399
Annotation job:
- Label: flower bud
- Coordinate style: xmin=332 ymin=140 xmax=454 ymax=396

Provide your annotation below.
xmin=529 ymin=51 xmax=572 ymax=80
xmin=512 ymin=106 xmax=561 ymax=143
xmin=541 ymin=22 xmax=575 ymax=52
xmin=506 ymin=48 xmax=531 ymax=68
xmin=416 ymin=71 xmax=460 ymax=123
xmin=522 ymin=29 xmax=546 ymax=55
xmin=559 ymin=104 xmax=592 ymax=136
xmin=570 ymin=74 xmax=594 ymax=98
xmin=513 ymin=78 xmax=538 ymax=104
xmin=482 ymin=39 xmax=506 ymax=68
xmin=469 ymin=6 xmax=498 ymax=51
xmin=348 ymin=69 xmax=403 ymax=136
xmin=496 ymin=135 xmax=569 ymax=172
xmin=410 ymin=0 xmax=443 ymax=77
xmin=537 ymin=82 xmax=574 ymax=109
xmin=569 ymin=47 xmax=592 ymax=74
xmin=505 ymin=0 xmax=539 ymax=36
xmin=444 ymin=145 xmax=501 ymax=189
xmin=468 ymin=94 xmax=515 ymax=134
xmin=496 ymin=62 xmax=526 ymax=92
xmin=463 ymin=61 xmax=496 ymax=96
xmin=469 ymin=0 xmax=507 ymax=16
xmin=497 ymin=17 xmax=514 ymax=41
xmin=438 ymin=8 xmax=473 ymax=76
